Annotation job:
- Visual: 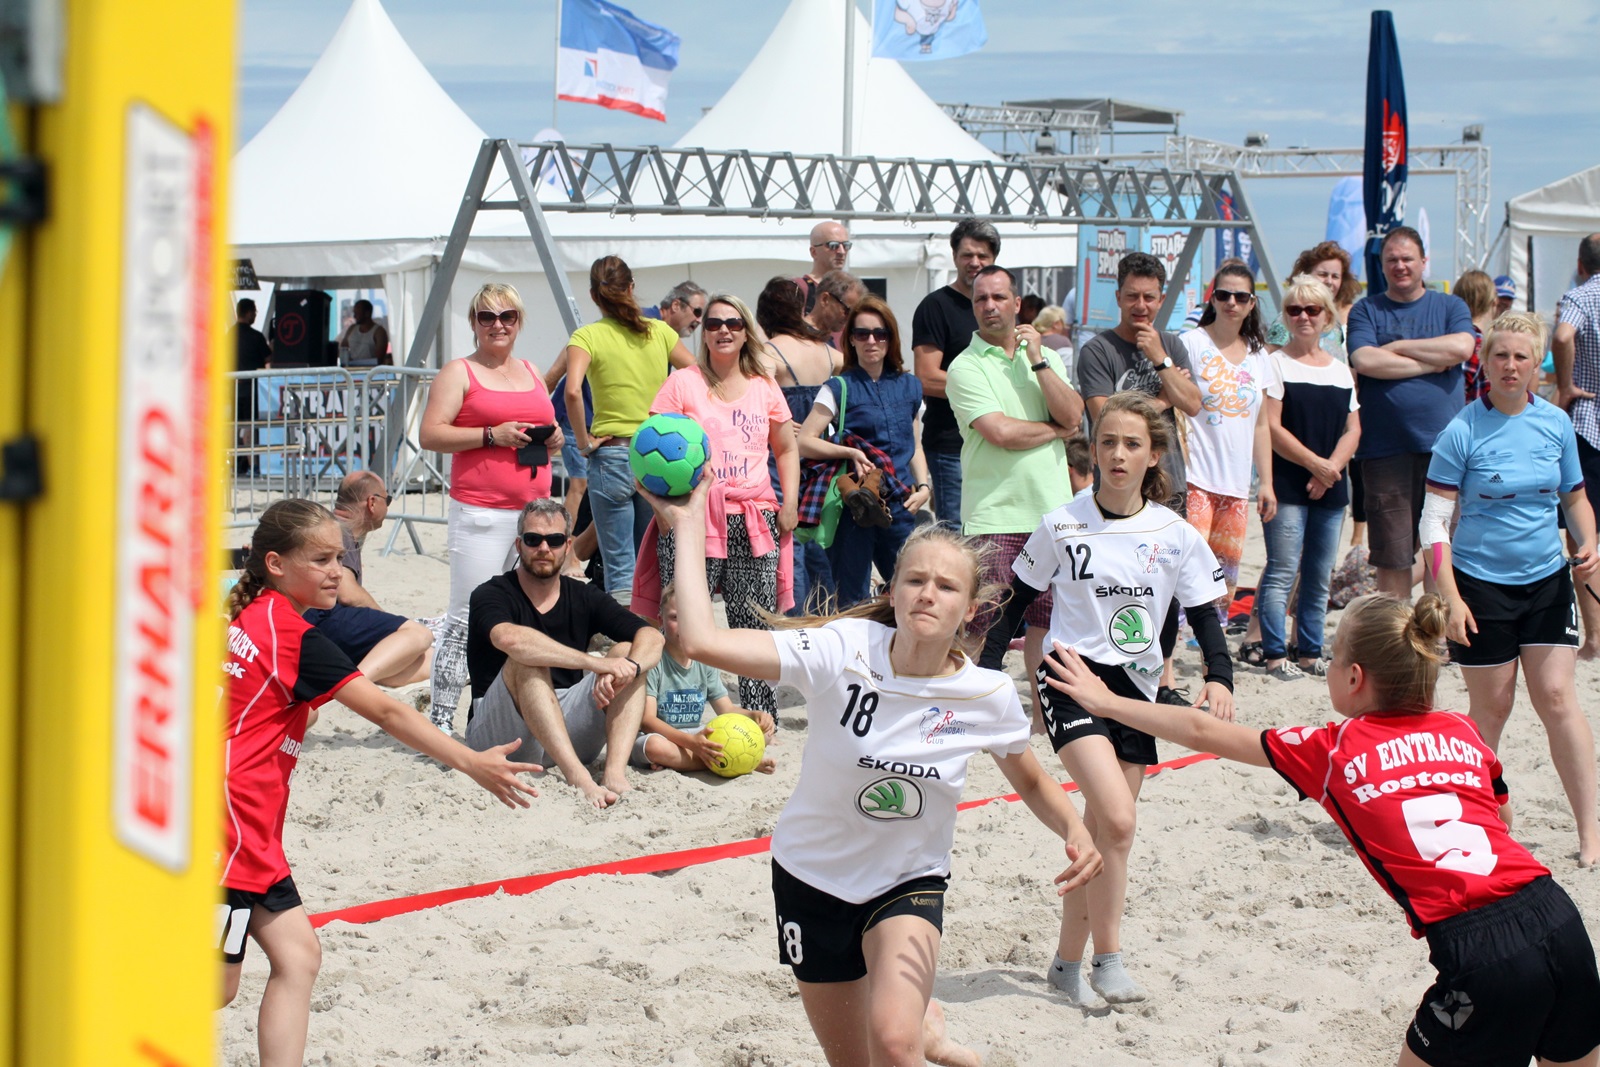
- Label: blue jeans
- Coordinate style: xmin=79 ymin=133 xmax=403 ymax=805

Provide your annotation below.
xmin=789 ymin=540 xmax=836 ymax=616
xmin=828 ymin=503 xmax=916 ymax=607
xmin=927 ymin=449 xmax=963 ymax=530
xmin=1260 ymin=504 xmax=1345 ymax=660
xmin=589 ymin=445 xmax=650 ymax=594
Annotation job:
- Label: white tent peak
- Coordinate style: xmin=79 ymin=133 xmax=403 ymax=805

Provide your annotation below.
xmin=231 ymin=0 xmax=489 ymax=246
xmin=675 ymin=0 xmax=995 ymax=160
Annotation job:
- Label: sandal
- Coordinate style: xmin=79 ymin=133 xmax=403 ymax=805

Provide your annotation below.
xmin=1236 ymin=641 xmax=1266 ymax=667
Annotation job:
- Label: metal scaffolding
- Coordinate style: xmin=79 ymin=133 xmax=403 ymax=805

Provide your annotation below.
xmin=402 ymin=139 xmax=1281 ymax=368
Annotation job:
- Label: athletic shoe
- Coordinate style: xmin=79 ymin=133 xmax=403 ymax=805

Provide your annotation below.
xmin=1268 ymin=660 xmax=1306 ymax=681
xmin=1298 ymin=658 xmax=1329 ymax=677
xmin=1155 ymin=685 xmax=1190 ymax=706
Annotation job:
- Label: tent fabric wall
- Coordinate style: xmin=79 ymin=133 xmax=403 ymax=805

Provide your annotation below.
xmin=1506 ymin=164 xmax=1600 ymax=316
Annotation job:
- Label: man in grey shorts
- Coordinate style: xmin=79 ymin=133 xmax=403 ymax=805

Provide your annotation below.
xmin=464 ymin=498 xmax=664 ymax=809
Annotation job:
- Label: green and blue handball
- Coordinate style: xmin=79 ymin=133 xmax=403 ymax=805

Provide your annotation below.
xmin=629 ymin=413 xmax=711 ymax=497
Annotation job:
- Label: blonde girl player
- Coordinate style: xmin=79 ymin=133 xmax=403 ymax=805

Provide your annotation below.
xmin=1043 ymin=595 xmax=1600 ymax=1067
xmin=979 ymin=390 xmax=1235 ymax=1008
xmin=1420 ymin=311 xmax=1600 ymax=866
xmin=643 ymin=477 xmax=1103 ymax=1067
xmin=220 ymin=499 xmax=540 ymax=1067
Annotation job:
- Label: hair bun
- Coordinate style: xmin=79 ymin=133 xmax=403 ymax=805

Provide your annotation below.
xmin=1409 ymin=594 xmax=1450 ymax=652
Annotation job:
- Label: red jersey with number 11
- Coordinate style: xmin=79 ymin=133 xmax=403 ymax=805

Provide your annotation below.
xmin=1260 ymin=709 xmax=1548 ymax=936
xmin=222 ymin=590 xmax=359 ymax=892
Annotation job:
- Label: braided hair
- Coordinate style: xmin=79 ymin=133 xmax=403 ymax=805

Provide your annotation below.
xmin=226 ymin=499 xmax=338 ymax=620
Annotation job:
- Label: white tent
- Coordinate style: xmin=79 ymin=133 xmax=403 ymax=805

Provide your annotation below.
xmin=231 ymin=0 xmax=1076 ymax=367
xmin=1504 ymin=164 xmax=1600 ymax=317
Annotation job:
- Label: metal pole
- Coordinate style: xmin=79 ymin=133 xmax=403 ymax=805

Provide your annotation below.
xmin=403 ymin=138 xmax=499 ymax=368
xmin=499 ymin=139 xmax=584 ymax=336
xmin=842 ymin=0 xmax=855 ymax=156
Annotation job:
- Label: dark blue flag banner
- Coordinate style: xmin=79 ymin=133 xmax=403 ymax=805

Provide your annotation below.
xmin=1363 ymin=10 xmax=1408 ymax=296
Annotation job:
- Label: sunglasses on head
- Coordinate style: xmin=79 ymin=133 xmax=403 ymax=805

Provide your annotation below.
xmin=850 ymin=327 xmax=890 ymax=342
xmin=814 ymin=240 xmax=853 ymax=252
xmin=703 ymin=316 xmax=745 ymax=333
xmin=1284 ymin=304 xmax=1323 ymax=318
xmin=475 ymin=308 xmax=520 ymax=326
xmin=519 ymin=532 xmax=569 ymax=548
xmin=1212 ymin=289 xmax=1254 ymax=304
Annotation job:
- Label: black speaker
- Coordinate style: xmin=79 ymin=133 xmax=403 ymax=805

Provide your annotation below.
xmin=270 ymin=290 xmax=332 ymax=366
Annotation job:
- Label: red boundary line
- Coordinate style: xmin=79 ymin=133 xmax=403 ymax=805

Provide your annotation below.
xmin=311 ymin=752 xmax=1219 ymax=929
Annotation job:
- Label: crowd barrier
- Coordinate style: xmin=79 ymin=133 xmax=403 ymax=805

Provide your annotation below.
xmin=227 ymin=366 xmax=449 ymax=554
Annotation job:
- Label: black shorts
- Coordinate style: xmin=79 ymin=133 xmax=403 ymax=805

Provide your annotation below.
xmin=1035 ymin=652 xmax=1159 ymax=766
xmin=1408 ymin=876 xmax=1600 ymax=1067
xmin=1578 ymin=434 xmax=1600 ymax=522
xmin=219 ymin=875 xmax=302 ymax=964
xmin=302 ymin=601 xmax=409 ymax=663
xmin=1448 ymin=567 xmax=1578 ymax=668
xmin=771 ymin=860 xmax=947 ymax=984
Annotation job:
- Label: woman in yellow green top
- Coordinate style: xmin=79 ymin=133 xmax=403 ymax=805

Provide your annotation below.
xmin=564 ymin=255 xmax=695 ymax=600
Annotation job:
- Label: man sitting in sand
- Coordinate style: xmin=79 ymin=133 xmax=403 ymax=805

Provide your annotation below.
xmin=463 ymin=498 xmax=664 ymax=808
xmin=300 ymin=471 xmax=434 ymax=723
xmin=636 ymin=584 xmax=777 ymax=775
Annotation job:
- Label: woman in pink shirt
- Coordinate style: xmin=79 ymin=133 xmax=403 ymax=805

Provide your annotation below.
xmin=419 ymin=283 xmax=560 ymax=729
xmin=647 ymin=293 xmax=799 ymax=717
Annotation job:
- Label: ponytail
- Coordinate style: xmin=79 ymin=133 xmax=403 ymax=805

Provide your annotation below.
xmin=1337 ymin=593 xmax=1448 ymax=710
xmin=227 ymin=499 xmax=337 ymax=620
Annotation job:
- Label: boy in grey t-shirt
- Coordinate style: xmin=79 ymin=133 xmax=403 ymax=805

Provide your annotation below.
xmin=636 ymin=585 xmax=777 ymax=773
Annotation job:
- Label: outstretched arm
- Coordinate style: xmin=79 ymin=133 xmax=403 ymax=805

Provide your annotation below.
xmin=1040 ymin=644 xmax=1269 ymax=767
xmin=639 ymin=478 xmax=783 ymax=682
xmin=992 ymin=747 xmax=1102 ymax=895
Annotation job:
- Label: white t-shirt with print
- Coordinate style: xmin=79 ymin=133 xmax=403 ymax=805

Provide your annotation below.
xmin=771 ymin=617 xmax=1031 ymax=904
xmin=1179 ymin=328 xmax=1279 ymax=499
xmin=1013 ymin=494 xmax=1226 ymax=697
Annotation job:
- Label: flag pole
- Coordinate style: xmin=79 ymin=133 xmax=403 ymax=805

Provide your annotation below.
xmin=842 ymin=0 xmax=855 ymax=156
xmin=552 ymin=0 xmax=563 ymax=130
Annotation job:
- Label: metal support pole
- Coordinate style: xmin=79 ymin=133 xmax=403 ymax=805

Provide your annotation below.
xmin=842 ymin=0 xmax=855 ymax=157
xmin=497 ymin=139 xmax=583 ymax=336
xmin=1221 ymin=171 xmax=1284 ymax=311
xmin=403 ymin=138 xmax=499 ymax=369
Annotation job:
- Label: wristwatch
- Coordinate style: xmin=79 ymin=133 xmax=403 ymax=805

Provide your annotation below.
xmin=1030 ymin=358 xmax=1050 ymax=372
xmin=1154 ymin=357 xmax=1175 ymax=371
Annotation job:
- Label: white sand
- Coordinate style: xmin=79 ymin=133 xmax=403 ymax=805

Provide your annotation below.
xmin=223 ymin=519 xmax=1600 ymax=1066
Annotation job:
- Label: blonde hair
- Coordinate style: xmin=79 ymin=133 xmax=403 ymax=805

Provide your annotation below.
xmin=1033 ymin=305 xmax=1068 ymax=334
xmin=1279 ymin=273 xmax=1338 ymax=326
xmin=1453 ymin=270 xmax=1496 ymax=320
xmin=1094 ymin=391 xmax=1173 ymax=504
xmin=697 ymin=293 xmax=771 ymax=390
xmin=468 ymin=282 xmax=525 ymax=322
xmin=766 ymin=525 xmax=1005 ymax=655
xmin=1482 ymin=310 xmax=1549 ymax=363
xmin=1335 ymin=594 xmax=1449 ymax=711
xmin=227 ymin=499 xmax=338 ymax=619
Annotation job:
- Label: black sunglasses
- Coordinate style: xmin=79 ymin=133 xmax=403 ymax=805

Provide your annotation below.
xmin=813 ymin=240 xmax=853 ymax=252
xmin=703 ymin=316 xmax=746 ymax=333
xmin=475 ymin=309 xmax=521 ymax=326
xmin=1212 ymin=289 xmax=1254 ymax=304
xmin=520 ymin=532 xmax=569 ymax=548
xmin=371 ymin=493 xmax=393 ymax=504
xmin=1284 ymin=304 xmax=1323 ymax=318
xmin=850 ymin=327 xmax=891 ymax=342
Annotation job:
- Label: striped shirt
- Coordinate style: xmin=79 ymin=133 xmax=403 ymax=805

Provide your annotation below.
xmin=1559 ymin=275 xmax=1600 ymax=449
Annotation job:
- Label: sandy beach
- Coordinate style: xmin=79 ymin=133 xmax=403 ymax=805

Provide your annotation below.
xmin=222 ymin=518 xmax=1600 ymax=1066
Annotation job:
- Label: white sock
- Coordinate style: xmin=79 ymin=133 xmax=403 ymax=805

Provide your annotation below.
xmin=1089 ymin=951 xmax=1148 ymax=1003
xmin=1046 ymin=957 xmax=1106 ymax=1009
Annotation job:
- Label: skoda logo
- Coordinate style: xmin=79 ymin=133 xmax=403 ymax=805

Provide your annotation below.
xmin=1108 ymin=604 xmax=1154 ymax=655
xmin=856 ymin=776 xmax=924 ymax=821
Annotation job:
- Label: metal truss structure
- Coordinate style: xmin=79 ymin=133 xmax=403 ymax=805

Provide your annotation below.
xmin=402 ymin=139 xmax=1280 ymax=368
xmin=939 ymin=102 xmax=1104 ymax=155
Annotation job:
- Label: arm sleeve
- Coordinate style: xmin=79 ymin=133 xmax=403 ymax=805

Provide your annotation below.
xmin=911 ymin=295 xmax=947 ymax=351
xmin=1444 ymin=294 xmax=1475 ymax=335
xmin=701 ymin=661 xmax=729 ymax=702
xmin=649 ymin=370 xmax=686 ymax=416
xmin=588 ymin=585 xmax=654 ymax=645
xmin=1346 ymin=300 xmax=1377 ymax=352
xmin=1260 ymin=723 xmax=1338 ymax=801
xmin=1264 ymin=353 xmax=1285 ymax=401
xmin=1173 ymin=529 xmax=1227 ymax=611
xmin=291 ymin=628 xmax=361 ymax=706
xmin=772 ymin=623 xmax=849 ymax=698
xmin=813 ymin=381 xmax=841 ymax=417
xmin=1074 ymin=337 xmax=1116 ymax=400
xmin=1560 ymin=418 xmax=1584 ymax=492
xmin=944 ymin=356 xmax=999 ymax=428
xmin=1425 ymin=419 xmax=1468 ymax=490
xmin=646 ymin=661 xmax=663 ymax=699
xmin=977 ymin=577 xmax=1042 ymax=670
xmin=468 ymin=579 xmax=523 ymax=646
xmin=1559 ymin=293 xmax=1584 ymax=328
xmin=766 ymin=379 xmax=791 ymax=424
xmin=1185 ymin=605 xmax=1233 ymax=691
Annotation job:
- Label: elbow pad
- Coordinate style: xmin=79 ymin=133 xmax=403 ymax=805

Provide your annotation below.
xmin=1419 ymin=491 xmax=1455 ymax=548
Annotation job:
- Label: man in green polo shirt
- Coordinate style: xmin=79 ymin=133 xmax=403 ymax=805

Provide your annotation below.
xmin=946 ymin=264 xmax=1083 ymax=720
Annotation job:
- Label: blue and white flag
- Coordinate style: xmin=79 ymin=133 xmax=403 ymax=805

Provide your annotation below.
xmin=557 ymin=0 xmax=680 ymax=122
xmin=871 ymin=0 xmax=986 ymax=62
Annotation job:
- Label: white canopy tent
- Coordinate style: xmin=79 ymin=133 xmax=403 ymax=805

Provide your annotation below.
xmin=1504 ymin=164 xmax=1600 ymax=317
xmin=230 ymin=0 xmax=1077 ymax=368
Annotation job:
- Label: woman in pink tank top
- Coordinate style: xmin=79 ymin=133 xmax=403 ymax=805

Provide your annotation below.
xmin=419 ymin=283 xmax=561 ymax=727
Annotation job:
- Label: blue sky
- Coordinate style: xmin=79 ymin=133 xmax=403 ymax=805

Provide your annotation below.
xmin=238 ymin=0 xmax=1600 ymax=280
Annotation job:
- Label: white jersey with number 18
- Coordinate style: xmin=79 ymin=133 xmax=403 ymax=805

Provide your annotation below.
xmin=1012 ymin=495 xmax=1225 ymax=697
xmin=771 ymin=618 xmax=1031 ymax=904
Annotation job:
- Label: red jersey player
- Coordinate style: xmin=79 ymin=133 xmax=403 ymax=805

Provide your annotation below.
xmin=221 ymin=499 xmax=541 ymax=1067
xmin=1043 ymin=593 xmax=1599 ymax=1067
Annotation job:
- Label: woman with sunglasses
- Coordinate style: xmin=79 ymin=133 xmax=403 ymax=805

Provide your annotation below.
xmin=1257 ymin=275 xmax=1361 ymax=681
xmin=563 ymin=255 xmax=695 ymax=604
xmin=1265 ymin=241 xmax=1360 ymax=361
xmin=1177 ymin=264 xmax=1278 ymax=624
xmin=640 ymin=294 xmax=800 ymax=719
xmin=420 ymin=283 xmax=562 ymax=730
xmin=796 ymin=297 xmax=932 ymax=607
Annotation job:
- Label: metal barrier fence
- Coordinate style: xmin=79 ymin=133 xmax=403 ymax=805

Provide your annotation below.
xmin=227 ymin=367 xmax=448 ymax=554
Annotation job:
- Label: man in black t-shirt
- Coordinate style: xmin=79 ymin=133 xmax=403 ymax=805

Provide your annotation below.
xmin=464 ymin=498 xmax=664 ymax=809
xmin=913 ymin=217 xmax=1001 ymax=526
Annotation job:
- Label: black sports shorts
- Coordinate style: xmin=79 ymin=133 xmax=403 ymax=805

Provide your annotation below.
xmin=1035 ymin=652 xmax=1159 ymax=766
xmin=1447 ymin=566 xmax=1578 ymax=668
xmin=1408 ymin=876 xmax=1600 ymax=1066
xmin=771 ymin=860 xmax=947 ymax=984
xmin=219 ymin=875 xmax=302 ymax=964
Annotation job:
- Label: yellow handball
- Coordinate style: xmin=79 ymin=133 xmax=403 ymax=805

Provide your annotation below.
xmin=704 ymin=713 xmax=765 ymax=778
